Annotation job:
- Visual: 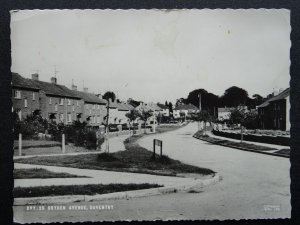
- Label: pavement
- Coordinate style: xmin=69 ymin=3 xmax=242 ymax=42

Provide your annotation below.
xmin=14 ymin=163 xmax=211 ymax=188
xmin=136 ymin=122 xmax=290 ymax=220
xmin=207 ymin=130 xmax=289 ymax=151
xmin=13 ymin=122 xmax=290 ymax=221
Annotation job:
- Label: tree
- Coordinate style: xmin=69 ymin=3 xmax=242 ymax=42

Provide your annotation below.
xmin=197 ymin=110 xmax=211 ymax=135
xmin=139 ymin=110 xmax=153 ymax=133
xmin=185 ymin=88 xmax=218 ymax=117
xmin=175 ymin=98 xmax=187 ymax=107
xmin=168 ymin=102 xmax=173 ymax=114
xmin=165 ymin=101 xmax=168 ymax=106
xmin=229 ymin=108 xmax=247 ymax=142
xmin=219 ymin=86 xmax=249 ymax=107
xmin=125 ymin=109 xmax=140 ymax=136
xmin=103 ymin=91 xmax=116 ymax=102
xmin=252 ymin=94 xmax=264 ymax=106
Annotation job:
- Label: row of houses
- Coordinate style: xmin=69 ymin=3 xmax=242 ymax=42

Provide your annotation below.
xmin=12 ymin=73 xmax=174 ymax=127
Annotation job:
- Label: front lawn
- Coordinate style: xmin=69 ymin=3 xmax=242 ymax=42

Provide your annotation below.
xmin=14 ymin=168 xmax=88 ymax=179
xmin=14 ymin=183 xmax=162 ymax=198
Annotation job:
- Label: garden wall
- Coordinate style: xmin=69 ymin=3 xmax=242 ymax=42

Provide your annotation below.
xmin=212 ymin=130 xmax=290 ymax=146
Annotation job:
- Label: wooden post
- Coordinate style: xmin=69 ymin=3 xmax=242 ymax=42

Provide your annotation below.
xmin=160 ymin=142 xmax=162 ymax=157
xmin=18 ymin=133 xmax=22 ymax=156
xmin=241 ymin=126 xmax=243 ymax=143
xmin=153 ymin=139 xmax=156 ymax=159
xmin=62 ymin=133 xmax=66 ymax=153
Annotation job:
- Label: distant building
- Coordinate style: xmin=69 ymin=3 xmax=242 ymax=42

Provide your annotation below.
xmin=157 ymin=103 xmax=170 ymax=117
xmin=217 ymin=107 xmax=234 ymax=121
xmin=257 ymin=88 xmax=290 ymax=131
xmin=173 ymin=103 xmax=199 ymax=119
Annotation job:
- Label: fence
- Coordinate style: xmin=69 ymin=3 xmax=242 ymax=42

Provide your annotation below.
xmin=212 ymin=130 xmax=290 ymax=146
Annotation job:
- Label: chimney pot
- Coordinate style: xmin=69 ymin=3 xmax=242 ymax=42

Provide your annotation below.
xmin=72 ymin=84 xmax=77 ymax=91
xmin=32 ymin=73 xmax=39 ymax=81
xmin=51 ymin=77 xmax=57 ymax=84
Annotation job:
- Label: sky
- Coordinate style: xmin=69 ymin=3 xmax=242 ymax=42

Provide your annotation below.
xmin=10 ymin=9 xmax=290 ymax=104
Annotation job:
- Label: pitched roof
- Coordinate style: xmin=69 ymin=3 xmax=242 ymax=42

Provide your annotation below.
xmin=257 ymin=88 xmax=290 ymax=108
xmin=71 ymin=90 xmax=107 ymax=104
xmin=268 ymin=88 xmax=290 ymax=102
xmin=31 ymin=80 xmax=81 ymax=99
xmin=157 ymin=103 xmax=169 ymax=110
xmin=117 ymin=103 xmax=134 ymax=111
xmin=174 ymin=103 xmax=199 ymax=111
xmin=12 ymin=73 xmax=40 ymax=90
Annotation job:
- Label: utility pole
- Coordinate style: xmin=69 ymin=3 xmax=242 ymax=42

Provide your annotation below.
xmin=198 ymin=92 xmax=202 ymax=131
xmin=105 ymin=99 xmax=110 ymax=153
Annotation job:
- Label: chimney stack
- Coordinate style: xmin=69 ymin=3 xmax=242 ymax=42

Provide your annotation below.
xmin=83 ymin=87 xmax=88 ymax=93
xmin=51 ymin=77 xmax=57 ymax=84
xmin=32 ymin=73 xmax=39 ymax=81
xmin=72 ymin=84 xmax=77 ymax=91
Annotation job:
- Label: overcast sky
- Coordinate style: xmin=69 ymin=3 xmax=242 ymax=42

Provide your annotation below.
xmin=11 ymin=9 xmax=290 ymax=104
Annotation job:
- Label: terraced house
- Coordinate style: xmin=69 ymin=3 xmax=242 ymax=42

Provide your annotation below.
xmin=71 ymin=86 xmax=107 ymax=126
xmin=12 ymin=73 xmax=41 ymax=120
xmin=30 ymin=73 xmax=83 ymax=124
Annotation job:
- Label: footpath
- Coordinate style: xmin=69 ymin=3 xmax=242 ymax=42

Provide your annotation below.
xmin=194 ymin=130 xmax=289 ymax=158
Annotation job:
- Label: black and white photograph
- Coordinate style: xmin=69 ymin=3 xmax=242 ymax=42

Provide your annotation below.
xmin=11 ymin=9 xmax=291 ymax=222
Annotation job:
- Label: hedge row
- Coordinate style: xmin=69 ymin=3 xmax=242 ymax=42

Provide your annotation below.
xmin=212 ymin=130 xmax=290 ymax=146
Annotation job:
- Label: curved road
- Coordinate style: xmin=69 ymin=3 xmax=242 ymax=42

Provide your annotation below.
xmin=15 ymin=123 xmax=290 ymax=222
xmin=136 ymin=122 xmax=290 ymax=220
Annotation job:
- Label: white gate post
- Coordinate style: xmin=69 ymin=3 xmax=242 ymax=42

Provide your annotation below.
xmin=62 ymin=134 xmax=66 ymax=153
xmin=18 ymin=133 xmax=22 ymax=156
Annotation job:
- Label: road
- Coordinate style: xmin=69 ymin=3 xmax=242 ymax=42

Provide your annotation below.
xmin=14 ymin=122 xmax=290 ymax=222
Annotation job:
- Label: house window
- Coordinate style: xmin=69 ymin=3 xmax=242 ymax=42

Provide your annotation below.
xmin=67 ymin=99 xmax=71 ymax=105
xmin=49 ymin=97 xmax=52 ymax=104
xmin=59 ymin=98 xmax=64 ymax=105
xmin=14 ymin=90 xmax=21 ymax=99
xmin=24 ymin=98 xmax=28 ymax=108
xmin=55 ymin=104 xmax=58 ymax=112
xmin=59 ymin=113 xmax=64 ymax=122
xmin=89 ymin=109 xmax=92 ymax=115
xmin=72 ymin=105 xmax=75 ymax=112
xmin=32 ymin=92 xmax=36 ymax=101
xmin=67 ymin=113 xmax=72 ymax=123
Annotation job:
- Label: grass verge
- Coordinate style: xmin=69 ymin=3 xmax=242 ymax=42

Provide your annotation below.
xmin=15 ymin=124 xmax=215 ymax=177
xmin=194 ymin=130 xmax=290 ymax=156
xmin=14 ymin=168 xmax=88 ymax=179
xmin=14 ymin=183 xmax=162 ymax=198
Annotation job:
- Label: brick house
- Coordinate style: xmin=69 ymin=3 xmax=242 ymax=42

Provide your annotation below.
xmin=12 ymin=73 xmax=41 ymax=120
xmin=257 ymin=88 xmax=290 ymax=131
xmin=70 ymin=86 xmax=107 ymax=127
xmin=29 ymin=74 xmax=83 ymax=125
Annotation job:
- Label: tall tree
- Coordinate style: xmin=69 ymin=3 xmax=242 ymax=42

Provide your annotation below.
xmin=168 ymin=102 xmax=173 ymax=113
xmin=219 ymin=86 xmax=249 ymax=107
xmin=165 ymin=101 xmax=168 ymax=106
xmin=103 ymin=91 xmax=116 ymax=102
